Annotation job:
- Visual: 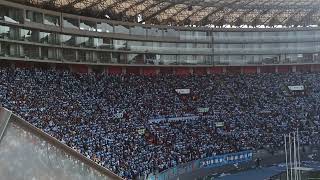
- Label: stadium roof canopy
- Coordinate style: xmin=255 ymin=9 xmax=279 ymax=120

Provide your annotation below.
xmin=13 ymin=0 xmax=320 ymax=27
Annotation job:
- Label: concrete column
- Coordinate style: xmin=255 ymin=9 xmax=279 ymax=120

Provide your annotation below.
xmin=88 ymin=66 xmax=93 ymax=73
xmin=155 ymin=68 xmax=160 ymax=75
xmin=190 ymin=67 xmax=194 ymax=75
xmin=292 ymin=65 xmax=296 ymax=73
xmin=75 ymin=50 xmax=79 ymax=62
xmin=38 ymin=47 xmax=41 ymax=59
xmin=222 ymin=67 xmax=227 ymax=73
xmin=105 ymin=67 xmax=109 ymax=74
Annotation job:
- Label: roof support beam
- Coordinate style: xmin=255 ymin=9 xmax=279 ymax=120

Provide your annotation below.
xmin=162 ymin=6 xmax=190 ymax=25
xmin=213 ymin=0 xmax=257 ymax=25
xmin=119 ymin=0 xmax=150 ymax=14
xmin=195 ymin=0 xmax=241 ymax=26
xmin=178 ymin=6 xmax=207 ymax=25
xmin=59 ymin=0 xmax=86 ymax=10
xmin=142 ymin=3 xmax=177 ymax=22
xmin=132 ymin=0 xmax=168 ymax=18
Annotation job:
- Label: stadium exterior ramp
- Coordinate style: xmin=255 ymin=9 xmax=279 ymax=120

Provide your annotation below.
xmin=0 ymin=107 xmax=123 ymax=180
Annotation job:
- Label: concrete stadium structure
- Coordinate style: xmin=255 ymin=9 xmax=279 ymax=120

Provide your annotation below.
xmin=1 ymin=0 xmax=320 ymax=74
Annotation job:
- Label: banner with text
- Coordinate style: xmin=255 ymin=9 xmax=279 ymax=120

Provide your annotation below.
xmin=148 ymin=150 xmax=253 ymax=180
xmin=288 ymin=85 xmax=304 ymax=91
xmin=175 ymin=89 xmax=190 ymax=94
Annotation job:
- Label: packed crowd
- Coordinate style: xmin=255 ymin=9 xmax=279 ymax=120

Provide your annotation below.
xmin=1 ymin=66 xmax=320 ymax=179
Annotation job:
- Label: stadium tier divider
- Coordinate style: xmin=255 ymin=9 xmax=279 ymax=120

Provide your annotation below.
xmin=0 ymin=107 xmax=12 ymax=142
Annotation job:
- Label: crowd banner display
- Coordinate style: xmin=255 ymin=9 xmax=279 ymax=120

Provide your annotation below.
xmin=175 ymin=89 xmax=190 ymax=94
xmin=137 ymin=128 xmax=145 ymax=135
xmin=147 ymin=150 xmax=253 ymax=180
xmin=149 ymin=116 xmax=199 ymax=123
xmin=113 ymin=112 xmax=124 ymax=119
xmin=197 ymin=108 xmax=209 ymax=113
xmin=215 ymin=122 xmax=225 ymax=127
xmin=288 ymin=86 xmax=304 ymax=91
xmin=199 ymin=150 xmax=253 ymax=168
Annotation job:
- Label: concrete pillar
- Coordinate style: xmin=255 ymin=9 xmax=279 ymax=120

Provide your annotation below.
xmin=88 ymin=66 xmax=93 ymax=73
xmin=105 ymin=67 xmax=109 ymax=74
xmin=222 ymin=67 xmax=227 ymax=73
xmin=190 ymin=67 xmax=194 ymax=75
xmin=155 ymin=68 xmax=160 ymax=75
xmin=292 ymin=65 xmax=296 ymax=73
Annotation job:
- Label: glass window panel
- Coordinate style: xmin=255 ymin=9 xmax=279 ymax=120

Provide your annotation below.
xmin=178 ymin=55 xmax=194 ymax=64
xmin=163 ymin=29 xmax=178 ymax=37
xmin=25 ymin=10 xmax=43 ymax=23
xmin=75 ymin=36 xmax=93 ymax=47
xmin=180 ymin=30 xmax=193 ymax=40
xmin=112 ymin=52 xmax=127 ymax=64
xmin=147 ymin=28 xmax=162 ymax=37
xmin=130 ymin=26 xmax=146 ymax=36
xmin=23 ymin=45 xmax=39 ymax=59
xmin=80 ymin=20 xmax=96 ymax=31
xmin=113 ymin=40 xmax=127 ymax=50
xmin=39 ymin=31 xmax=60 ymax=45
xmin=0 ymin=5 xmax=23 ymax=24
xmin=195 ymin=55 xmax=212 ymax=65
xmin=128 ymin=54 xmax=144 ymax=64
xmin=44 ymin=14 xmax=60 ymax=26
xmin=63 ymin=17 xmax=79 ymax=29
xmin=41 ymin=47 xmax=60 ymax=61
xmin=177 ymin=43 xmax=186 ymax=48
xmin=97 ymin=52 xmax=111 ymax=63
xmin=92 ymin=38 xmax=102 ymax=48
xmin=98 ymin=38 xmax=112 ymax=49
xmin=0 ymin=25 xmax=10 ymax=39
xmin=62 ymin=48 xmax=76 ymax=61
xmin=159 ymin=55 xmax=176 ymax=65
xmin=97 ymin=22 xmax=113 ymax=33
xmin=114 ymin=25 xmax=129 ymax=34
xmin=8 ymin=44 xmax=24 ymax=57
xmin=161 ymin=42 xmax=176 ymax=48
xmin=61 ymin=35 xmax=75 ymax=46
xmin=78 ymin=51 xmax=94 ymax=62
xmin=196 ymin=43 xmax=209 ymax=48
xmin=19 ymin=29 xmax=39 ymax=42
xmin=128 ymin=41 xmax=143 ymax=46
xmin=0 ymin=42 xmax=9 ymax=56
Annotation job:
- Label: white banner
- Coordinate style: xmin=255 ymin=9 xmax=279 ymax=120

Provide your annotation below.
xmin=198 ymin=108 xmax=209 ymax=113
xmin=113 ymin=112 xmax=124 ymax=119
xmin=215 ymin=122 xmax=224 ymax=127
xmin=175 ymin=89 xmax=190 ymax=94
xmin=149 ymin=116 xmax=198 ymax=123
xmin=137 ymin=128 xmax=145 ymax=135
xmin=288 ymin=85 xmax=304 ymax=91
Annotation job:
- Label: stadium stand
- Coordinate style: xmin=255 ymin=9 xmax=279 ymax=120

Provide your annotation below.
xmin=1 ymin=66 xmax=320 ymax=179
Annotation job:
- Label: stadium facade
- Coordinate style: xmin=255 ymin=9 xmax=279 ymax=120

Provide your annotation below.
xmin=1 ymin=0 xmax=320 ymax=74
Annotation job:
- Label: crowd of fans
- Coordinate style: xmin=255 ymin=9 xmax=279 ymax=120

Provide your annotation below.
xmin=1 ymin=66 xmax=320 ymax=179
